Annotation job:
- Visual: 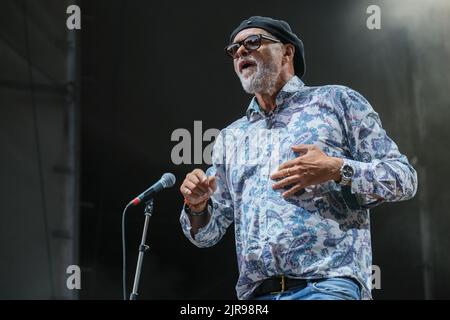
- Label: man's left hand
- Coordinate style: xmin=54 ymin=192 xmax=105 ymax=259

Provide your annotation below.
xmin=270 ymin=144 xmax=343 ymax=198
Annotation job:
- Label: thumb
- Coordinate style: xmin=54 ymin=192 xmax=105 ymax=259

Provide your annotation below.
xmin=292 ymin=144 xmax=311 ymax=153
xmin=207 ymin=176 xmax=217 ymax=193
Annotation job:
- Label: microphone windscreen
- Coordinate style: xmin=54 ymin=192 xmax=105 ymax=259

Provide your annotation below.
xmin=161 ymin=173 xmax=176 ymax=188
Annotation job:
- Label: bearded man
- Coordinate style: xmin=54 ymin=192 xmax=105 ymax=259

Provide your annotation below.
xmin=179 ymin=16 xmax=418 ymax=300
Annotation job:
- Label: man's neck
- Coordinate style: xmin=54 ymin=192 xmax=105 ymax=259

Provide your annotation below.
xmin=255 ymin=73 xmax=294 ymax=114
xmin=255 ymin=91 xmax=277 ymax=114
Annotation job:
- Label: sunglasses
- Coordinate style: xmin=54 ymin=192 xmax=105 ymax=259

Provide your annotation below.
xmin=225 ymin=34 xmax=281 ymax=59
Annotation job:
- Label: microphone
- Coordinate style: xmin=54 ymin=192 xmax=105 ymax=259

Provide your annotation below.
xmin=129 ymin=173 xmax=176 ymax=206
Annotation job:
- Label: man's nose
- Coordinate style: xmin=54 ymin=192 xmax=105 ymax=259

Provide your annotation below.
xmin=235 ymin=44 xmax=250 ymax=58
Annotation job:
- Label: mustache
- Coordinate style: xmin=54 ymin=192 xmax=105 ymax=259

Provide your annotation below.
xmin=238 ymin=57 xmax=259 ymax=68
xmin=243 ymin=57 xmax=258 ymax=64
xmin=237 ymin=58 xmax=260 ymax=78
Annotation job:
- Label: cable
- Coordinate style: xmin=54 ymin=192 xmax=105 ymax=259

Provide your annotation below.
xmin=0 ymin=32 xmax=61 ymax=85
xmin=22 ymin=0 xmax=54 ymax=297
xmin=122 ymin=203 xmax=131 ymax=300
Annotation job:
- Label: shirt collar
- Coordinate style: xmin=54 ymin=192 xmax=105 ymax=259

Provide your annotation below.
xmin=245 ymin=75 xmax=305 ymax=121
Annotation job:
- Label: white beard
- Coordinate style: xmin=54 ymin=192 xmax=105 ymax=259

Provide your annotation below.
xmin=238 ymin=48 xmax=282 ymax=95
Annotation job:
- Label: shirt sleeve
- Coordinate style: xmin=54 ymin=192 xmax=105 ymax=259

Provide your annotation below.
xmin=179 ymin=130 xmax=235 ymax=248
xmin=337 ymin=87 xmax=418 ymax=209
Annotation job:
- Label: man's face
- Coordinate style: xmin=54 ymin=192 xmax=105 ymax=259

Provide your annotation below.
xmin=231 ymin=28 xmax=284 ymax=95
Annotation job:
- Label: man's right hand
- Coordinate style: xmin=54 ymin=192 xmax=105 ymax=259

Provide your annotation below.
xmin=180 ymin=169 xmax=217 ymax=212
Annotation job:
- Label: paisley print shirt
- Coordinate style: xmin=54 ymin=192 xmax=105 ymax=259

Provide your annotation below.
xmin=180 ymin=76 xmax=418 ymax=300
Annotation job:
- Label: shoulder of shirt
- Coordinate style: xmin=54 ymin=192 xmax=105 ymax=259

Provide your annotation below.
xmin=222 ymin=115 xmax=250 ymax=131
xmin=296 ymin=84 xmax=374 ymax=121
xmin=301 ymin=84 xmax=371 ymax=113
xmin=302 ymin=84 xmax=357 ymax=97
xmin=219 ymin=85 xmax=368 ymax=131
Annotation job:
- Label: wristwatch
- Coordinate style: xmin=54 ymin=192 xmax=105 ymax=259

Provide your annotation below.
xmin=339 ymin=161 xmax=355 ymax=186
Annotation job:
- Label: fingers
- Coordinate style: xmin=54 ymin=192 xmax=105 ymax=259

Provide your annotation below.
xmin=181 ymin=184 xmax=210 ymax=205
xmin=277 ymin=159 xmax=297 ymax=171
xmin=291 ymin=144 xmax=313 ymax=152
xmin=188 ymin=177 xmax=209 ymax=194
xmin=192 ymin=169 xmax=208 ymax=183
xmin=191 ymin=192 xmax=210 ymax=203
xmin=271 ymin=165 xmax=302 ymax=180
xmin=183 ymin=180 xmax=205 ymax=197
xmin=180 ymin=169 xmax=216 ymax=205
xmin=207 ymin=176 xmax=217 ymax=193
xmin=282 ymin=183 xmax=305 ymax=198
xmin=277 ymin=145 xmax=314 ymax=171
xmin=277 ymin=152 xmax=305 ymax=171
xmin=180 ymin=184 xmax=194 ymax=198
xmin=272 ymin=174 xmax=302 ymax=190
xmin=270 ymin=167 xmax=292 ymax=180
xmin=270 ymin=163 xmax=309 ymax=198
xmin=186 ymin=171 xmax=208 ymax=193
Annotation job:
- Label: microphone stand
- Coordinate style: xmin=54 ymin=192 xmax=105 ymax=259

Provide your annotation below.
xmin=129 ymin=199 xmax=153 ymax=300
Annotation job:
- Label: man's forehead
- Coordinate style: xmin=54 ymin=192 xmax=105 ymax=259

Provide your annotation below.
xmin=233 ymin=28 xmax=272 ymax=43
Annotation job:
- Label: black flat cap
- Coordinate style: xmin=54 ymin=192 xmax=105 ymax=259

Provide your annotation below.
xmin=229 ymin=16 xmax=306 ymax=78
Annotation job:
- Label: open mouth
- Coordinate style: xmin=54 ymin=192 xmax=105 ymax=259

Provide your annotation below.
xmin=239 ymin=60 xmax=257 ymax=73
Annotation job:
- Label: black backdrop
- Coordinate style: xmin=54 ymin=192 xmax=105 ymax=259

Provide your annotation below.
xmin=79 ymin=0 xmax=450 ymax=299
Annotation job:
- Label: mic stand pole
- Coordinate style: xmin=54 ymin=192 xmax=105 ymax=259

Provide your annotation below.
xmin=130 ymin=199 xmax=153 ymax=300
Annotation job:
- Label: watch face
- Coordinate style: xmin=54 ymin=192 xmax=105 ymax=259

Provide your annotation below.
xmin=343 ymin=164 xmax=354 ymax=178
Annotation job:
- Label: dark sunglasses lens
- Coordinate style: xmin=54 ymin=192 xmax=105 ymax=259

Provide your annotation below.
xmin=226 ymin=44 xmax=239 ymax=58
xmin=244 ymin=35 xmax=261 ymax=50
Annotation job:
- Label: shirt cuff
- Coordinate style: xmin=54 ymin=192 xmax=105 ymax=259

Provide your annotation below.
xmin=180 ymin=204 xmax=214 ymax=245
xmin=342 ymin=158 xmax=387 ymax=208
xmin=344 ymin=158 xmax=378 ymax=195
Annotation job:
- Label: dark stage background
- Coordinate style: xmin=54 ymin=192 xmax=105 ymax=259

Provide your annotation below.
xmin=1 ymin=0 xmax=450 ymax=299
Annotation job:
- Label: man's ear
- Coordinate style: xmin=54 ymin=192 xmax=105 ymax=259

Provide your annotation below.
xmin=283 ymin=44 xmax=295 ymax=63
